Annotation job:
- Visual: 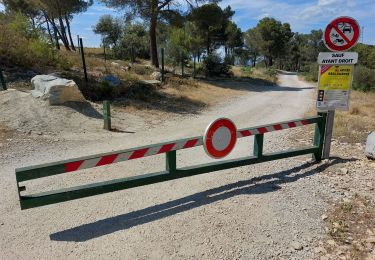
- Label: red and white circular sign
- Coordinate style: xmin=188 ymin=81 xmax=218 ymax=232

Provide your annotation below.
xmin=324 ymin=16 xmax=360 ymax=51
xmin=203 ymin=118 xmax=237 ymax=159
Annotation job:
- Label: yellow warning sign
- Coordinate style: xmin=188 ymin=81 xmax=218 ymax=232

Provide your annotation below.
xmin=319 ymin=65 xmax=353 ymax=91
xmin=316 ymin=65 xmax=354 ymax=111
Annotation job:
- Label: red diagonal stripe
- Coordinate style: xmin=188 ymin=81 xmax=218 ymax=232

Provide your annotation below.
xmin=129 ymin=148 xmax=149 ymax=160
xmin=332 ymin=24 xmax=351 ymax=44
xmin=257 ymin=127 xmax=268 ymax=134
xmin=288 ymin=122 xmax=296 ymax=128
xmin=158 ymin=143 xmax=175 ymax=154
xmin=273 ymin=124 xmax=282 ymax=130
xmin=240 ymin=130 xmax=252 ymax=137
xmin=65 ymin=160 xmax=84 ymax=172
xmin=96 ymin=154 xmax=118 ymax=166
xmin=183 ymin=139 xmax=198 ymax=148
xmin=301 ymin=120 xmax=309 ymax=125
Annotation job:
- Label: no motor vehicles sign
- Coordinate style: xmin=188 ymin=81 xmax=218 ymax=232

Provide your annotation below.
xmin=204 ymin=118 xmax=237 ymax=159
xmin=323 ymin=16 xmax=360 ymax=52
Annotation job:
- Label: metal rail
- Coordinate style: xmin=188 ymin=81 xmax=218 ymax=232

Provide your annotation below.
xmin=16 ymin=115 xmax=326 ymax=210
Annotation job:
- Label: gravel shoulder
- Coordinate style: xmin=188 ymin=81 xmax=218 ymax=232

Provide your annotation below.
xmin=0 ymin=73 xmax=373 ymax=259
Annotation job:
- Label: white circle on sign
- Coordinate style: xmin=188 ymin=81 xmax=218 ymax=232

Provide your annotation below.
xmin=203 ymin=117 xmax=237 ymax=159
xmin=212 ymin=126 xmax=231 ymax=151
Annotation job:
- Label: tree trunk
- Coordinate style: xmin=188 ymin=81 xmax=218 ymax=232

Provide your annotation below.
xmin=45 ymin=17 xmax=54 ymax=45
xmin=269 ymin=57 xmax=273 ymax=67
xmin=58 ymin=15 xmax=70 ymax=50
xmin=44 ymin=13 xmax=61 ymax=50
xmin=206 ymin=33 xmax=210 ymax=55
xmin=65 ymin=15 xmax=76 ymax=51
xmin=252 ymin=54 xmax=256 ymax=67
xmin=149 ymin=1 xmax=159 ymax=68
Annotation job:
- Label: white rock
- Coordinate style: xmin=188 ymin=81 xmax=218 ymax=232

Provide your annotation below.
xmin=365 ymin=132 xmax=375 ymax=159
xmin=290 ymin=241 xmax=303 ymax=250
xmin=31 ymin=75 xmax=85 ymax=105
xmin=340 ymin=168 xmax=349 ymax=174
xmin=151 ymin=71 xmax=162 ymax=80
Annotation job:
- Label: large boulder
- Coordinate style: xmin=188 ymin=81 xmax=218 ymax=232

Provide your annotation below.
xmin=31 ymin=75 xmax=85 ymax=105
xmin=365 ymin=131 xmax=375 ymax=159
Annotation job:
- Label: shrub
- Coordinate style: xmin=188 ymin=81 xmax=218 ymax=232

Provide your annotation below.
xmin=264 ymin=67 xmax=277 ymax=78
xmin=352 ymin=65 xmax=375 ymax=92
xmin=299 ymin=63 xmax=319 ymax=82
xmin=0 ymin=13 xmax=67 ymax=70
xmin=202 ymin=53 xmax=231 ymax=77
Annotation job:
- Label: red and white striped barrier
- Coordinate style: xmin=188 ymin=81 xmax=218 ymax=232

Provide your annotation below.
xmin=64 ymin=118 xmax=311 ymax=173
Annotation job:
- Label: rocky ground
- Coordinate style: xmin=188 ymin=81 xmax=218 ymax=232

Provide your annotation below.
xmin=310 ymin=138 xmax=375 ymax=260
xmin=0 ymin=73 xmax=374 ymax=259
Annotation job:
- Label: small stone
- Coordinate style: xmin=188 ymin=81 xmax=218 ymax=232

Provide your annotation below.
xmin=314 ymin=246 xmax=326 ymax=254
xmin=321 ymin=214 xmax=328 ymax=220
xmin=327 ymin=240 xmax=336 ymax=246
xmin=366 ymin=237 xmax=375 ymax=243
xmin=291 ymin=241 xmax=303 ymax=250
xmin=340 ymin=168 xmax=349 ymax=174
xmin=366 ymin=229 xmax=374 ymax=236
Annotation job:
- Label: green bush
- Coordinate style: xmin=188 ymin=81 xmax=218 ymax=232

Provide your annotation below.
xmin=112 ymin=23 xmax=149 ymax=61
xmin=353 ymin=65 xmax=375 ymax=92
xmin=264 ymin=67 xmax=277 ymax=78
xmin=299 ymin=63 xmax=319 ymax=82
xmin=202 ymin=53 xmax=231 ymax=77
xmin=0 ymin=13 xmax=67 ymax=70
xmin=240 ymin=66 xmax=253 ymax=77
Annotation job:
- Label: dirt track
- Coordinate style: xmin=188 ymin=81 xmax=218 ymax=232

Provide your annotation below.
xmin=1 ymin=74 xmax=339 ymax=259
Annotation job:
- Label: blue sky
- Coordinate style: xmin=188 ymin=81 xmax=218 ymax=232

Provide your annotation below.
xmin=1 ymin=0 xmax=375 ymax=47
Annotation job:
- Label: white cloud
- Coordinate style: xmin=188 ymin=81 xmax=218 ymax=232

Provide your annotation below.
xmin=91 ymin=6 xmax=116 ymax=12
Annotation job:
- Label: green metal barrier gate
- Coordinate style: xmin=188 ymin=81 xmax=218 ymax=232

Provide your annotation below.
xmin=16 ymin=114 xmax=326 ymax=210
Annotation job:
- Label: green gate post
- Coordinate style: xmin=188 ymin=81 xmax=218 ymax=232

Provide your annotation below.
xmin=161 ymin=48 xmax=165 ymax=83
xmin=313 ymin=112 xmax=327 ymax=162
xmin=166 ymin=151 xmax=177 ymax=174
xmin=253 ymin=134 xmax=264 ymax=158
xmin=103 ymin=100 xmax=111 ymax=130
xmin=0 ymin=70 xmax=6 ymax=90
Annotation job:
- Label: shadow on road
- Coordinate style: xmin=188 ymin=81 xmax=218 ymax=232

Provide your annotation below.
xmin=205 ymin=78 xmax=314 ymax=92
xmin=63 ymin=101 xmax=103 ymax=119
xmin=50 ymin=157 xmax=356 ymax=242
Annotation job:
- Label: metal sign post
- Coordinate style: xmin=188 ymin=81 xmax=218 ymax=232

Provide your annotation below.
xmin=318 ymin=16 xmax=360 ymax=159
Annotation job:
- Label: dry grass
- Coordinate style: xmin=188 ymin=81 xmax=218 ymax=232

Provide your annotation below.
xmin=162 ymin=76 xmax=241 ymax=107
xmin=59 ymin=48 xmax=245 ymax=112
xmin=325 ymin=194 xmax=375 ymax=260
xmin=231 ymin=66 xmax=277 ymax=84
xmin=306 ymin=91 xmax=375 ymax=144
xmin=334 ymin=91 xmax=375 ymax=143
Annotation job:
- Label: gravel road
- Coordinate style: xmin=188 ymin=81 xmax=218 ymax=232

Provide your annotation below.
xmin=1 ymin=73 xmax=339 ymax=259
